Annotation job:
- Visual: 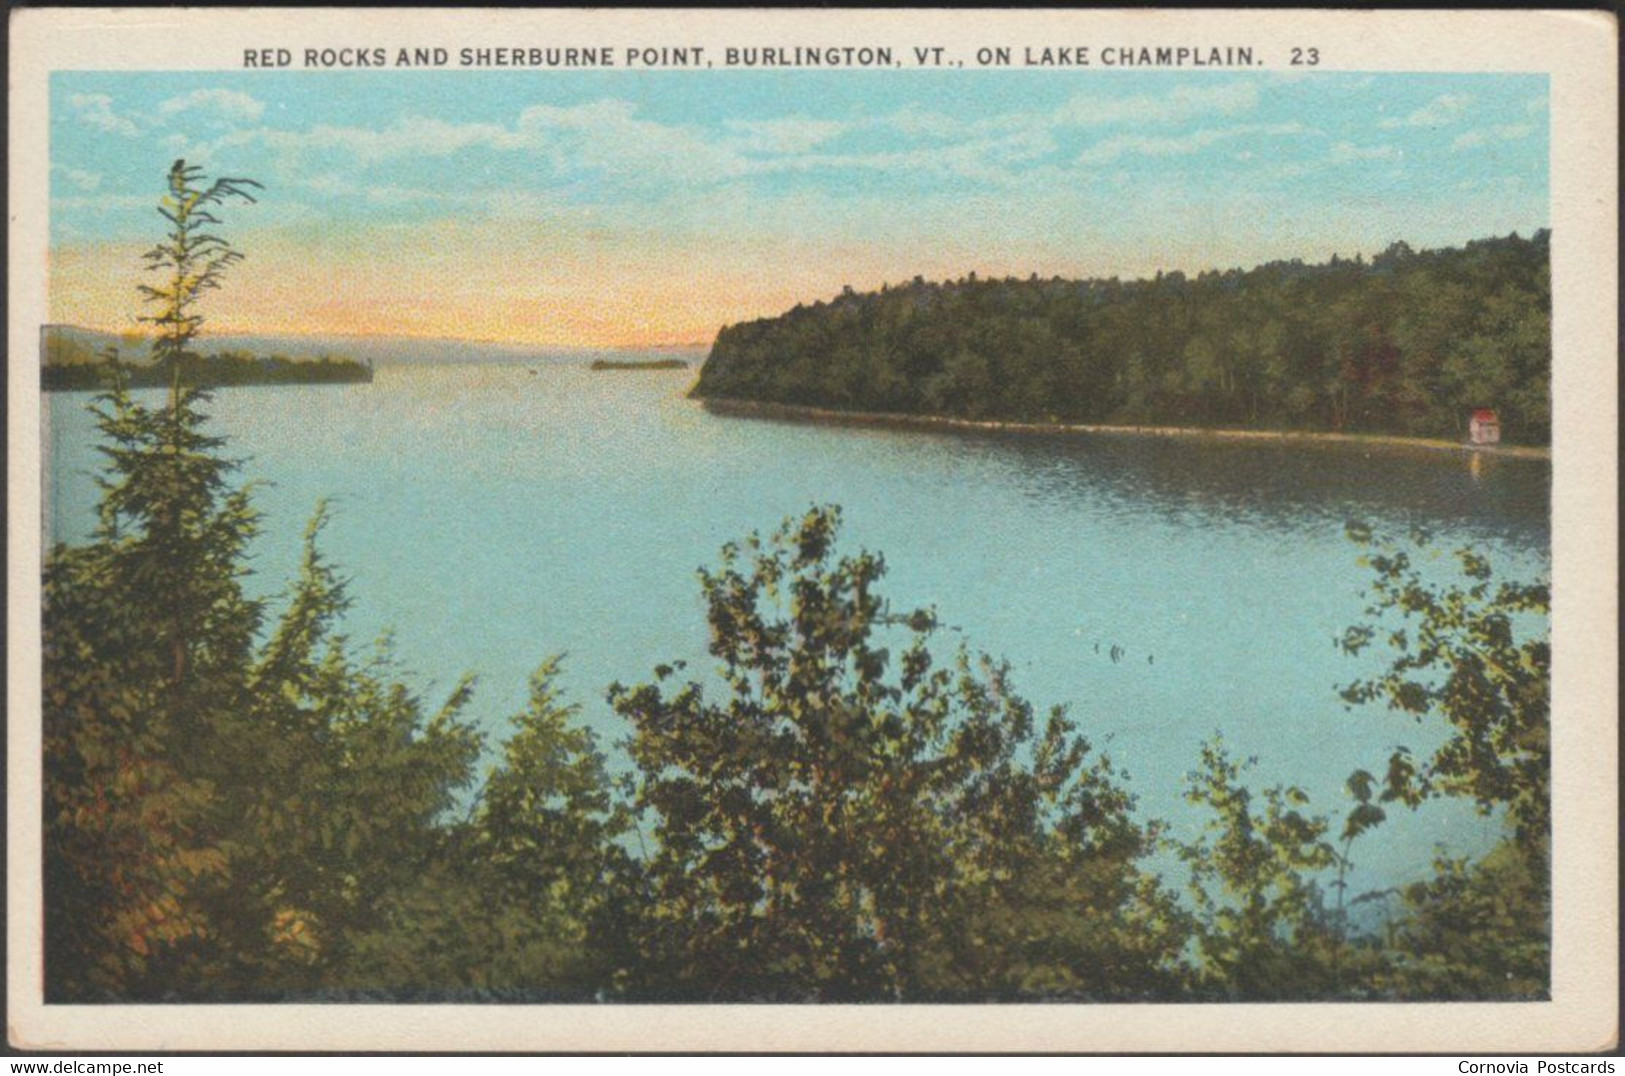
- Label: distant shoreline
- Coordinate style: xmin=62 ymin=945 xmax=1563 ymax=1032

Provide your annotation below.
xmin=41 ymin=357 xmax=373 ymax=392
xmin=589 ymin=358 xmax=690 ymax=371
xmin=697 ymin=397 xmax=1553 ymax=461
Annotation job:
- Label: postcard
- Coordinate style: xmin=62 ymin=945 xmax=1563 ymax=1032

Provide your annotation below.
xmin=7 ymin=7 xmax=1617 ymax=1054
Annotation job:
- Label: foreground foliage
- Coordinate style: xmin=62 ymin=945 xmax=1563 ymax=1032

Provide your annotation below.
xmin=611 ymin=508 xmax=1183 ymax=1000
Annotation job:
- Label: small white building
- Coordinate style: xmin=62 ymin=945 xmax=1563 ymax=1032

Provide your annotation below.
xmin=1468 ymin=409 xmax=1501 ymax=446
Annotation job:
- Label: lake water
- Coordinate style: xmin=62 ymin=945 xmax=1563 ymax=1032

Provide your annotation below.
xmin=43 ymin=360 xmax=1551 ymax=893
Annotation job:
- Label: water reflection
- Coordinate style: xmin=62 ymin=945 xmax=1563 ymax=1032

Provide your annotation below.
xmin=726 ymin=412 xmax=1551 ymax=551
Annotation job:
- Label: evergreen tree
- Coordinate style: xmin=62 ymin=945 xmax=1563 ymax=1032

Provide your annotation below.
xmin=341 ymin=661 xmax=641 ymax=999
xmin=45 ymin=159 xmax=264 ymax=995
xmin=43 ymin=162 xmax=488 ymax=999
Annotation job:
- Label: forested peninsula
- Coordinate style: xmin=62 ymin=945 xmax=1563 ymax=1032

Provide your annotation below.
xmin=693 ymin=232 xmax=1550 ymax=446
xmin=42 ymin=326 xmax=373 ymax=391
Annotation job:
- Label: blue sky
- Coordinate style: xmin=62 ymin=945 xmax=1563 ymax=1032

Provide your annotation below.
xmin=50 ymin=70 xmax=1549 ymax=345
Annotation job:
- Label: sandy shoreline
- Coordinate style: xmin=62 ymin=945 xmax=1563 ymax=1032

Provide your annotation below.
xmin=695 ymin=396 xmax=1553 ymax=461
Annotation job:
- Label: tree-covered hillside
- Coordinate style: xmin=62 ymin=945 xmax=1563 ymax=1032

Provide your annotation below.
xmin=693 ymin=233 xmax=1551 ymax=445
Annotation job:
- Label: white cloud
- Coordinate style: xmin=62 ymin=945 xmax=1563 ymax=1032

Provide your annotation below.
xmin=295 ymin=174 xmax=444 ymax=205
xmin=172 ymin=99 xmax=740 ymax=188
xmin=724 ymin=117 xmax=848 ymax=154
xmin=1526 ymin=93 xmax=1549 ymax=116
xmin=1378 ymin=93 xmax=1472 ymax=129
xmin=879 ymin=104 xmax=964 ymax=139
xmin=53 ymin=165 xmax=102 ymax=191
xmin=782 ymin=135 xmax=1056 ymax=186
xmin=1053 ymin=81 xmax=1261 ymax=128
xmin=869 ymin=80 xmax=1263 ymax=145
xmin=1077 ymin=122 xmax=1310 ymax=165
xmin=147 ymin=78 xmax=1285 ymax=206
xmin=300 ymin=115 xmax=527 ymax=161
xmin=67 ymin=93 xmax=140 ymax=137
xmin=516 ymin=99 xmax=749 ymax=183
xmin=159 ymin=128 xmax=254 ymax=170
xmin=1264 ymin=162 xmax=1317 ymax=181
xmin=1329 ymin=141 xmax=1399 ymax=163
xmin=797 ymin=83 xmax=1270 ymax=179
xmin=1451 ymin=123 xmax=1536 ymax=152
xmin=49 ymin=194 xmax=152 ymax=212
xmin=170 ymin=114 xmax=529 ymax=175
xmin=159 ymin=88 xmax=266 ymax=125
xmin=363 ymin=184 xmax=454 ymax=206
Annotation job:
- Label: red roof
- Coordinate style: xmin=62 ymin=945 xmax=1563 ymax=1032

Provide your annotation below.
xmin=1472 ymin=409 xmax=1499 ymax=421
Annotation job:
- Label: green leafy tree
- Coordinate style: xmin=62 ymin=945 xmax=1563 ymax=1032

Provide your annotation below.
xmin=611 ymin=505 xmax=1184 ymax=1001
xmin=1335 ymin=525 xmax=1551 ymax=998
xmin=1338 ymin=525 xmax=1550 ymax=848
xmin=1373 ymin=841 xmax=1549 ymax=999
xmin=1178 ymin=738 xmax=1347 ymax=999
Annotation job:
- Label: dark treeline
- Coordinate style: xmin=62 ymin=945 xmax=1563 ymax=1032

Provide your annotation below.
xmin=43 ymin=352 xmax=373 ymax=390
xmin=43 ymin=330 xmax=373 ymax=391
xmin=693 ymin=233 xmax=1551 ymax=445
xmin=42 ymin=162 xmax=1550 ymax=1005
xmin=589 ymin=357 xmax=690 ymax=371
xmin=44 ymin=351 xmax=373 ymax=391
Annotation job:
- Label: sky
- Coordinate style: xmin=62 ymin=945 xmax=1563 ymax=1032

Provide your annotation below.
xmin=49 ymin=70 xmax=1549 ymax=347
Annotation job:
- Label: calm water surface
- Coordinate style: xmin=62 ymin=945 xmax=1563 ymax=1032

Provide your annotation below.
xmin=44 ymin=361 xmax=1551 ymax=891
